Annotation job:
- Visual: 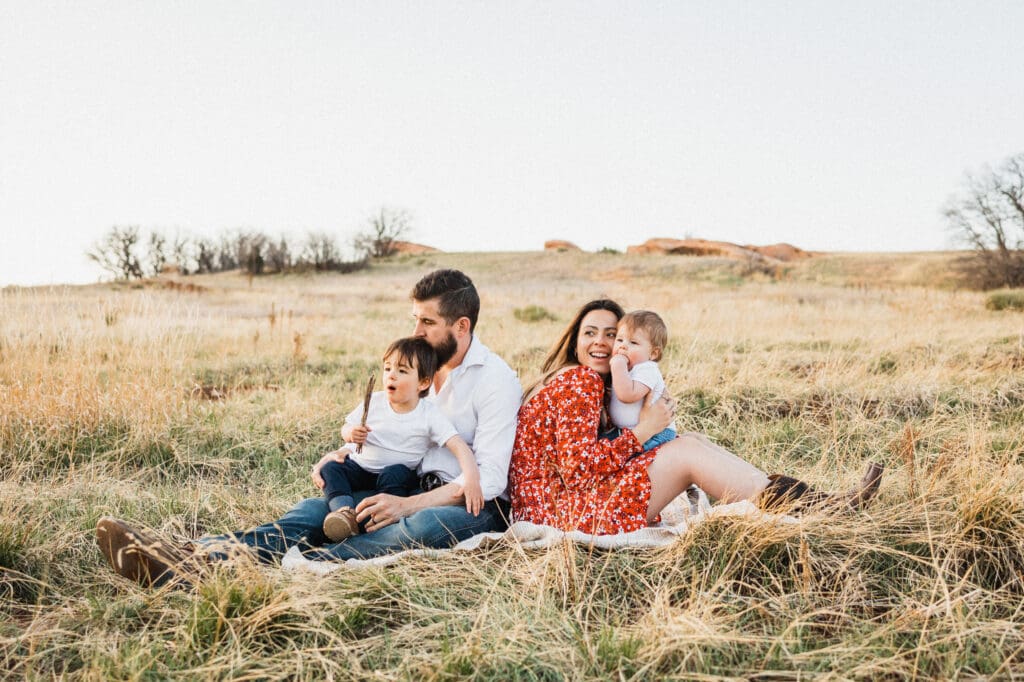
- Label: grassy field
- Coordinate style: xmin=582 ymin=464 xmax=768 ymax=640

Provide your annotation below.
xmin=2 ymin=251 xmax=1023 ymax=680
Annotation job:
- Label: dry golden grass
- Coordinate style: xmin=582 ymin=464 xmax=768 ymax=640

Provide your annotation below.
xmin=2 ymin=251 xmax=1022 ymax=679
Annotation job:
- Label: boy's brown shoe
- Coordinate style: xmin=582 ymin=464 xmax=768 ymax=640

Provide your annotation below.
xmin=96 ymin=517 xmax=197 ymax=588
xmin=323 ymin=508 xmax=360 ymax=542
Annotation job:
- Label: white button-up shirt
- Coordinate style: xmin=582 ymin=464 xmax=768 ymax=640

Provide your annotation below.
xmin=418 ymin=336 xmax=521 ymax=500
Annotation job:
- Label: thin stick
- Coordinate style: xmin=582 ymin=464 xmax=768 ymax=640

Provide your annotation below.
xmin=355 ymin=373 xmax=375 ymax=454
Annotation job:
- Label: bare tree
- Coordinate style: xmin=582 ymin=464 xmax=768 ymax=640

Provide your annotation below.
xmin=353 ymin=207 xmax=411 ymax=258
xmin=171 ymin=231 xmax=193 ymax=275
xmin=303 ymin=232 xmax=342 ymax=270
xmin=945 ymin=153 xmax=1024 ymax=289
xmin=235 ymin=231 xmax=268 ymax=275
xmin=87 ymin=227 xmax=370 ymax=279
xmin=265 ymin=235 xmax=292 ymax=273
xmin=146 ymin=232 xmax=168 ymax=277
xmin=87 ymin=226 xmax=145 ymax=280
xmin=215 ymin=233 xmax=239 ymax=271
xmin=195 ymin=238 xmax=216 ymax=273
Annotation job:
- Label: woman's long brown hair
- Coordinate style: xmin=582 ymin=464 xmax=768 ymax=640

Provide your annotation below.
xmin=522 ymin=299 xmax=624 ymax=400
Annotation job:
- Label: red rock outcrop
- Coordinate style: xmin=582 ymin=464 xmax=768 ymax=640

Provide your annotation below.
xmin=627 ymin=238 xmax=753 ymax=259
xmin=544 ymin=240 xmax=582 ymax=252
xmin=391 ymin=241 xmax=440 ymax=255
xmin=745 ymin=243 xmax=812 ymax=261
xmin=627 ymin=238 xmax=812 ymax=262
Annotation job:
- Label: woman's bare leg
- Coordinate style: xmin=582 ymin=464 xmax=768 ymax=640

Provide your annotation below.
xmin=646 ymin=432 xmax=770 ymax=523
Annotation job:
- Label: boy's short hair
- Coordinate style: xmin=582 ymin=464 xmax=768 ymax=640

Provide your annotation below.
xmin=619 ymin=310 xmax=668 ymax=360
xmin=383 ymin=337 xmax=438 ymax=398
xmin=411 ymin=269 xmax=480 ymax=332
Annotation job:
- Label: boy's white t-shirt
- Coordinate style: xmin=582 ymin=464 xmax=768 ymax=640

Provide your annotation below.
xmin=608 ymin=360 xmax=676 ymax=433
xmin=344 ymin=391 xmax=458 ymax=473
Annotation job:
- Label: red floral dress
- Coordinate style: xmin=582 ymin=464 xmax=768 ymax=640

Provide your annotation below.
xmin=509 ymin=366 xmax=659 ymax=535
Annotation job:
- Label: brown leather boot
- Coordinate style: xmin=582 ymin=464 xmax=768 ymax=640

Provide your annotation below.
xmin=758 ymin=462 xmax=883 ymax=514
xmin=96 ymin=517 xmax=200 ymax=588
xmin=323 ymin=507 xmax=361 ymax=542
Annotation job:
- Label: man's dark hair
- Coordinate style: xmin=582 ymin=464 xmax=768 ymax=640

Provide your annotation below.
xmin=411 ymin=269 xmax=480 ymax=332
xmin=383 ymin=337 xmax=438 ymax=398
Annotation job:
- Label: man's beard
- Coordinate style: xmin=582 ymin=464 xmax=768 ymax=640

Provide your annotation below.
xmin=432 ymin=331 xmax=458 ymax=365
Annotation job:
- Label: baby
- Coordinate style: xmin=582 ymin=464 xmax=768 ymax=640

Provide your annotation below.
xmin=318 ymin=336 xmax=483 ymax=542
xmin=608 ymin=310 xmax=677 ymax=450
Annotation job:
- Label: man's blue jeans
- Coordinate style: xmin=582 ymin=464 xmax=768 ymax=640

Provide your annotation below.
xmin=198 ymin=492 xmax=509 ymax=563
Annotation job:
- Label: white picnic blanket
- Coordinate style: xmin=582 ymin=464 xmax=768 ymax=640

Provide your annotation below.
xmin=281 ymin=490 xmax=795 ymax=575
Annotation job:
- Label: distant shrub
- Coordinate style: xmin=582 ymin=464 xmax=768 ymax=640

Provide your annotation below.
xmin=597 ymin=246 xmax=620 ymax=254
xmin=514 ymin=305 xmax=557 ymax=323
xmin=871 ymin=353 xmax=898 ymax=375
xmin=986 ymin=290 xmax=1024 ymax=311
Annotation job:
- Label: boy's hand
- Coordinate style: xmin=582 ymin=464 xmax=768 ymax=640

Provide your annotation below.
xmin=457 ymin=478 xmax=484 ymax=516
xmin=310 ymin=448 xmax=350 ymax=489
xmin=347 ymin=425 xmax=371 ymax=444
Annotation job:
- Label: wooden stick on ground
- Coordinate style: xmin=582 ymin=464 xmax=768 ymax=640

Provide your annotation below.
xmin=355 ymin=373 xmax=375 ymax=454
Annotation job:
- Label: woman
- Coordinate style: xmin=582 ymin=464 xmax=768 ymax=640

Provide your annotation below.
xmin=508 ymin=300 xmax=882 ymax=535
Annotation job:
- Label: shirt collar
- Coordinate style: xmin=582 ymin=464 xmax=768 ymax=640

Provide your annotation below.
xmin=459 ymin=335 xmax=487 ymax=371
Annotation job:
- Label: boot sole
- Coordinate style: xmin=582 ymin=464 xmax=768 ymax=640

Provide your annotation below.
xmin=323 ymin=512 xmax=359 ymax=542
xmin=850 ymin=461 xmax=884 ymax=509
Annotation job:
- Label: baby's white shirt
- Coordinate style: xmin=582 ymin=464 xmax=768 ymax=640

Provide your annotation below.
xmin=608 ymin=360 xmax=675 ymax=433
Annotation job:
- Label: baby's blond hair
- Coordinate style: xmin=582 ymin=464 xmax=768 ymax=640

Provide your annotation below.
xmin=619 ymin=310 xmax=668 ymax=361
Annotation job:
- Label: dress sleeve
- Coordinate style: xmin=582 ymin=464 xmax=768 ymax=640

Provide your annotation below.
xmin=551 ymin=368 xmax=642 ymax=488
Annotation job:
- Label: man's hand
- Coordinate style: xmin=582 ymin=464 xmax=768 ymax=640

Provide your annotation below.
xmin=310 ymin=448 xmax=350 ymax=489
xmin=355 ymin=493 xmax=412 ymax=532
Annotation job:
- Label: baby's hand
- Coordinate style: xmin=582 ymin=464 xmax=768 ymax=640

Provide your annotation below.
xmin=609 ymin=353 xmax=630 ymax=372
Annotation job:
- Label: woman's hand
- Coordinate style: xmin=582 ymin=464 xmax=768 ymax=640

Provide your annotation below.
xmin=633 ymin=392 xmax=675 ymax=444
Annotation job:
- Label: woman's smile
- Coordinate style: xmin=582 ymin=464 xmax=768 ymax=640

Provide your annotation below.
xmin=575 ymin=309 xmax=619 ymax=374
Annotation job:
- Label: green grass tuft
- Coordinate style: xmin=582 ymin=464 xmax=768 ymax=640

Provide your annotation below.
xmin=514 ymin=305 xmax=558 ymax=323
xmin=986 ymin=289 xmax=1024 ymax=311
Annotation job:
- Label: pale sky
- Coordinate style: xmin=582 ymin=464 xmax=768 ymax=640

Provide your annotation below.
xmin=2 ymin=1 xmax=1023 ymax=286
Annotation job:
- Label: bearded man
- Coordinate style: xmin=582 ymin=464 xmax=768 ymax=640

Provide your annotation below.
xmin=97 ymin=269 xmax=521 ymax=585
